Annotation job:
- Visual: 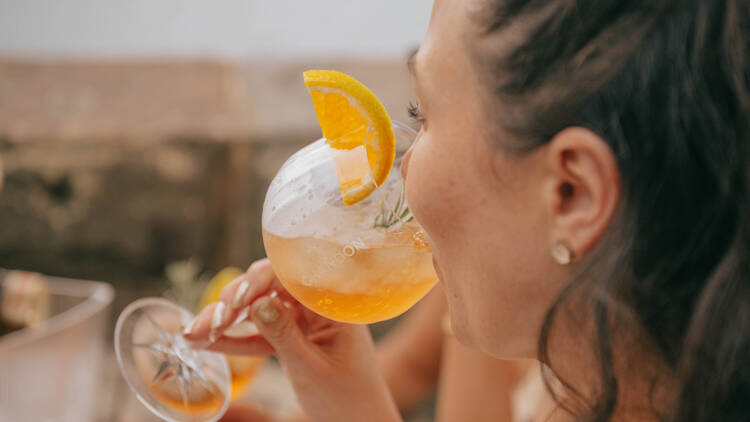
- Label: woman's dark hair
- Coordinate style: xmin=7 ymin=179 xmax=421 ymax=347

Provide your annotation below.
xmin=474 ymin=1 xmax=750 ymax=421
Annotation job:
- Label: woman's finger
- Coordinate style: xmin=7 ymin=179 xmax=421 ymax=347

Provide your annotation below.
xmin=208 ymin=260 xmax=279 ymax=340
xmin=183 ymin=259 xmax=281 ymax=343
xmin=219 ymin=259 xmax=277 ymax=311
xmin=181 ymin=302 xmax=218 ymax=344
xmin=249 ymin=294 xmax=317 ymax=369
xmin=205 ymin=334 xmax=275 ymax=356
xmin=205 ymin=300 xmax=308 ymax=355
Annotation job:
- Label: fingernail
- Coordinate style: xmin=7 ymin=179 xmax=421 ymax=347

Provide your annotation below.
xmin=182 ymin=317 xmax=198 ymax=336
xmin=257 ymin=301 xmax=279 ymax=324
xmin=232 ymin=280 xmax=250 ymax=309
xmin=210 ymin=302 xmax=227 ymax=342
xmin=233 ymin=307 xmax=250 ymax=325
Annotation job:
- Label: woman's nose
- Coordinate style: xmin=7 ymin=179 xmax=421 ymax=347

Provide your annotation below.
xmin=400 ymin=130 xmax=421 ymax=179
xmin=400 ymin=147 xmax=413 ymax=180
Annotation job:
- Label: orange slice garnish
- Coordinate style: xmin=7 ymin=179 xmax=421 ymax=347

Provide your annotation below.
xmin=303 ymin=70 xmax=395 ymax=205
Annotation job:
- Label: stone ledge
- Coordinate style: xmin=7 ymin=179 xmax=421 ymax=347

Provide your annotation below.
xmin=0 ymin=60 xmax=253 ymax=143
xmin=0 ymin=59 xmax=415 ymax=144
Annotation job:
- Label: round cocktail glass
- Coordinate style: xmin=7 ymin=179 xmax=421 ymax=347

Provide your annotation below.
xmin=262 ymin=122 xmax=438 ymax=324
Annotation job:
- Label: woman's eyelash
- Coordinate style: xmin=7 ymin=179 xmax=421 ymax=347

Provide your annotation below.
xmin=407 ymin=101 xmax=425 ymax=123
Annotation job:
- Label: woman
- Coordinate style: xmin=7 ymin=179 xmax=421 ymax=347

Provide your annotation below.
xmin=185 ymin=0 xmax=750 ymax=420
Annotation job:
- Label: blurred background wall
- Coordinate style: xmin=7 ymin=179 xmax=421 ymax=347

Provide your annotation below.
xmin=0 ymin=0 xmax=427 ymax=300
xmin=0 ymin=0 xmax=430 ymax=59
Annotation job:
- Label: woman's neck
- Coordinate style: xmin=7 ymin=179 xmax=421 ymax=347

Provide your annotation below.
xmin=544 ymin=318 xmax=675 ymax=421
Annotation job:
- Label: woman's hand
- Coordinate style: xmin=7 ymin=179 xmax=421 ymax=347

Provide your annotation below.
xmin=183 ymin=259 xmax=401 ymax=422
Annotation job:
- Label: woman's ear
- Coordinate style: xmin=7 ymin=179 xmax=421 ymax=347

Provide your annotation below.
xmin=542 ymin=127 xmax=621 ymax=259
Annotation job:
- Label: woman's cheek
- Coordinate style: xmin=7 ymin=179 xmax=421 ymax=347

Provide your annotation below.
xmin=404 ymin=142 xmax=429 ymax=224
xmin=406 ymin=143 xmax=451 ymax=258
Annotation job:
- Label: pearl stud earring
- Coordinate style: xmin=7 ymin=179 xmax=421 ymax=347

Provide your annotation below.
xmin=551 ymin=242 xmax=573 ymax=265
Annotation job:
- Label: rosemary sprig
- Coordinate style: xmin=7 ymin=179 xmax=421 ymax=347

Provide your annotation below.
xmin=163 ymin=258 xmax=209 ymax=310
xmin=374 ymin=180 xmax=414 ymax=229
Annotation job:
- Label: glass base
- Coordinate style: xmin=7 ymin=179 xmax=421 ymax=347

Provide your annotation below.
xmin=114 ymin=298 xmax=231 ymax=422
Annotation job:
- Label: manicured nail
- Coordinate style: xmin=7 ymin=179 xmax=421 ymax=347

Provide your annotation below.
xmin=257 ymin=301 xmax=279 ymax=324
xmin=210 ymin=302 xmax=227 ymax=342
xmin=233 ymin=307 xmax=250 ymax=325
xmin=232 ymin=280 xmax=250 ymax=309
xmin=182 ymin=317 xmax=198 ymax=336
